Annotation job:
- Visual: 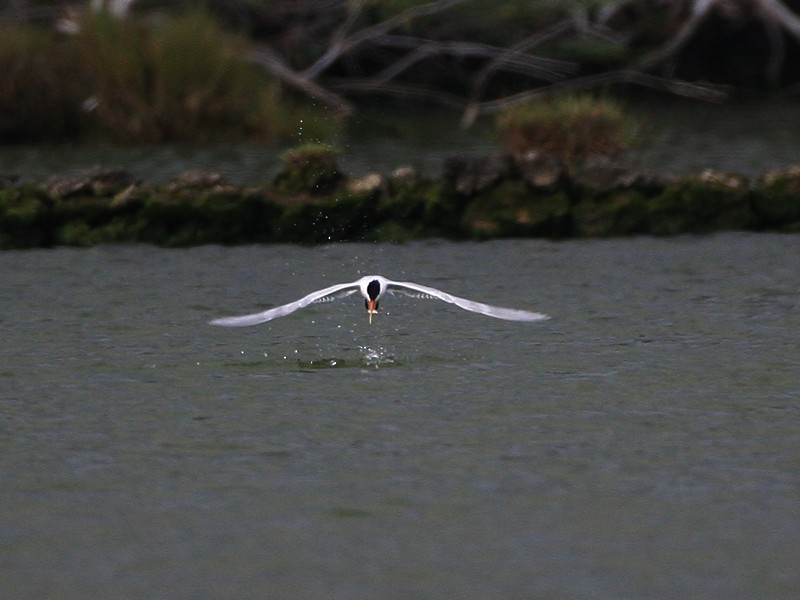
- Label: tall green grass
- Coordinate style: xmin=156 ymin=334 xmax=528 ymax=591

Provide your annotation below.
xmin=71 ymin=10 xmax=309 ymax=142
xmin=0 ymin=11 xmax=335 ymax=143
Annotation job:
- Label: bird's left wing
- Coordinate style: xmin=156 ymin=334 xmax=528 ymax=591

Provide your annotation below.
xmin=386 ymin=279 xmax=549 ymax=322
xmin=210 ymin=281 xmax=359 ymax=326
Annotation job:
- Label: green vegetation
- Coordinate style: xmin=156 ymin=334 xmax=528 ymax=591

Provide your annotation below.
xmin=496 ymin=94 xmax=638 ymax=165
xmin=755 ymin=166 xmax=800 ymax=230
xmin=4 ymin=154 xmax=800 ymax=249
xmin=274 ymin=143 xmax=343 ymax=195
xmin=0 ymin=11 xmax=334 ymax=143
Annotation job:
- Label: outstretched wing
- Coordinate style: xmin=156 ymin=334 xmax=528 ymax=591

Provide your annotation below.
xmin=210 ymin=281 xmax=359 ymax=327
xmin=386 ymin=279 xmax=549 ymax=322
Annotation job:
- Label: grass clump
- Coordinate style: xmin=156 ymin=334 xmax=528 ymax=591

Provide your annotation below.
xmin=274 ymin=143 xmax=343 ymax=195
xmin=496 ymin=94 xmax=638 ymax=165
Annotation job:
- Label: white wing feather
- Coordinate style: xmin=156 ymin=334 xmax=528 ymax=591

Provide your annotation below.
xmin=386 ymin=279 xmax=549 ymax=322
xmin=210 ymin=281 xmax=359 ymax=326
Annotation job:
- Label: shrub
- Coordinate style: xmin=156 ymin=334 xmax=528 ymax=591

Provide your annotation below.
xmin=496 ymin=94 xmax=638 ymax=165
xmin=274 ymin=143 xmax=342 ymax=194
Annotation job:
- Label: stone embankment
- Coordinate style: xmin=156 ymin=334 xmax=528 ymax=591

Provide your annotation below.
xmin=1 ymin=154 xmax=799 ymax=249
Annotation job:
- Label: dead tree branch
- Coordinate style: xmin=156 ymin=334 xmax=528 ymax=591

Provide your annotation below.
xmin=244 ymin=0 xmax=770 ymax=125
xmin=248 ymin=44 xmax=354 ymax=117
xmin=635 ymin=0 xmax=717 ymax=73
xmin=754 ymin=0 xmax=800 ymax=38
xmin=303 ymin=0 xmax=468 ymax=79
xmin=374 ymin=34 xmax=577 ymax=83
xmin=467 ymin=19 xmax=577 ymax=106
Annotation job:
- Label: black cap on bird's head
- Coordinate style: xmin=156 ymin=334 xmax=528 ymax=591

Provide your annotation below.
xmin=365 ymin=279 xmax=381 ymax=323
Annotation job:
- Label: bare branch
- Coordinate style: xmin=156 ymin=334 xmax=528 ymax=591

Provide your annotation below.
xmin=243 ymin=0 xmax=735 ymax=128
xmin=753 ymin=0 xmax=800 ymax=40
xmin=248 ymin=45 xmax=353 ymax=117
xmin=331 ymin=0 xmax=368 ymax=43
xmin=759 ymin=8 xmax=786 ymax=85
xmin=373 ymin=34 xmax=577 ymax=83
xmin=303 ymin=0 xmax=468 ymax=78
xmin=468 ymin=20 xmax=577 ymax=105
xmin=635 ymin=0 xmax=717 ymax=72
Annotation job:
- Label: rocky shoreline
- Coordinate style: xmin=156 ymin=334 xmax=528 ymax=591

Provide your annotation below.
xmin=2 ymin=154 xmax=799 ymax=249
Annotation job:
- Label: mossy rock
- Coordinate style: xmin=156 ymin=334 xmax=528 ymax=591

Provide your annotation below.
xmin=646 ymin=171 xmax=754 ymax=235
xmin=55 ymin=216 xmax=140 ymax=246
xmin=46 ymin=168 xmax=135 ymax=199
xmin=377 ymin=179 xmax=459 ymax=237
xmin=366 ymin=220 xmax=424 ymax=242
xmin=51 ymin=195 xmax=122 ymax=225
xmin=49 ymin=192 xmax=150 ymax=245
xmin=442 ymin=154 xmax=511 ymax=196
xmin=462 ymin=180 xmax=571 ymax=238
xmin=753 ymin=166 xmax=800 ymax=230
xmin=275 ymin=190 xmax=379 ymax=243
xmin=137 ymin=192 xmax=280 ymax=246
xmin=0 ymin=184 xmax=54 ymax=248
xmin=573 ymin=189 xmax=651 ymax=236
xmin=273 ymin=144 xmax=343 ymax=195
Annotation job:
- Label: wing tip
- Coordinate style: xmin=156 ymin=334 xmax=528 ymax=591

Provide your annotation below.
xmin=516 ymin=312 xmax=550 ymax=322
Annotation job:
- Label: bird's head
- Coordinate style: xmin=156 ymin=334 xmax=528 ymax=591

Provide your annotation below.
xmin=365 ymin=278 xmax=381 ymax=324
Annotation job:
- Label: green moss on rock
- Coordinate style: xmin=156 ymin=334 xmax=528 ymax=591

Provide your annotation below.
xmin=5 ymin=157 xmax=800 ymax=248
xmin=0 ymin=184 xmax=53 ymax=248
xmin=276 ymin=190 xmax=378 ymax=243
xmin=377 ymin=179 xmax=453 ymax=238
xmin=573 ymin=188 xmax=650 ymax=236
xmin=647 ymin=171 xmax=753 ymax=235
xmin=462 ymin=180 xmax=571 ymax=238
xmin=753 ymin=166 xmax=800 ymax=230
xmin=138 ymin=191 xmax=280 ymax=246
xmin=273 ymin=143 xmax=342 ymax=195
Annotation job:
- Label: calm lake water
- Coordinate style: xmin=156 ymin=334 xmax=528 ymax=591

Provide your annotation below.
xmin=1 ymin=234 xmax=799 ymax=599
xmin=4 ymin=99 xmax=800 ymax=183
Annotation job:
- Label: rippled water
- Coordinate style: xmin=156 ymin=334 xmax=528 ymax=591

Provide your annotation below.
xmin=2 ymin=235 xmax=799 ymax=599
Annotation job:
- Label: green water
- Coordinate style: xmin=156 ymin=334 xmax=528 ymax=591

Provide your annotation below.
xmin=1 ymin=235 xmax=798 ymax=598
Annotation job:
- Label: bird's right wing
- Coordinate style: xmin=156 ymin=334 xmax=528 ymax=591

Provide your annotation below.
xmin=387 ymin=279 xmax=549 ymax=322
xmin=210 ymin=281 xmax=359 ymax=326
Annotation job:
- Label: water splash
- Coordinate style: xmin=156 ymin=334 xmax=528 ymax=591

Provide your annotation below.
xmin=286 ymin=345 xmax=398 ymax=370
xmin=359 ymin=345 xmax=396 ymax=368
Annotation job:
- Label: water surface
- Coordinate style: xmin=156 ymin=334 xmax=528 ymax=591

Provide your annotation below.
xmin=4 ymin=100 xmax=800 ymax=183
xmin=1 ymin=235 xmax=799 ymax=599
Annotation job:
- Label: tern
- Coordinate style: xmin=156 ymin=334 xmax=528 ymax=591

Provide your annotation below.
xmin=210 ymin=275 xmax=549 ymax=326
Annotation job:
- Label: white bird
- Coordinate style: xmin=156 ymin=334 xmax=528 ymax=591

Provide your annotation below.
xmin=210 ymin=275 xmax=549 ymax=326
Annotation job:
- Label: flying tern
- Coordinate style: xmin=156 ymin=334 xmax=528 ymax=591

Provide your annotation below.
xmin=210 ymin=275 xmax=549 ymax=326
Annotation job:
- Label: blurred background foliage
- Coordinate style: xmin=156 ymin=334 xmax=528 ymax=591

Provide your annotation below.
xmin=3 ymin=1 xmax=800 ymax=144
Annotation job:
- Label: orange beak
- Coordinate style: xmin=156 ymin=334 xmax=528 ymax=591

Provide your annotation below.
xmin=367 ymin=300 xmax=377 ymax=324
